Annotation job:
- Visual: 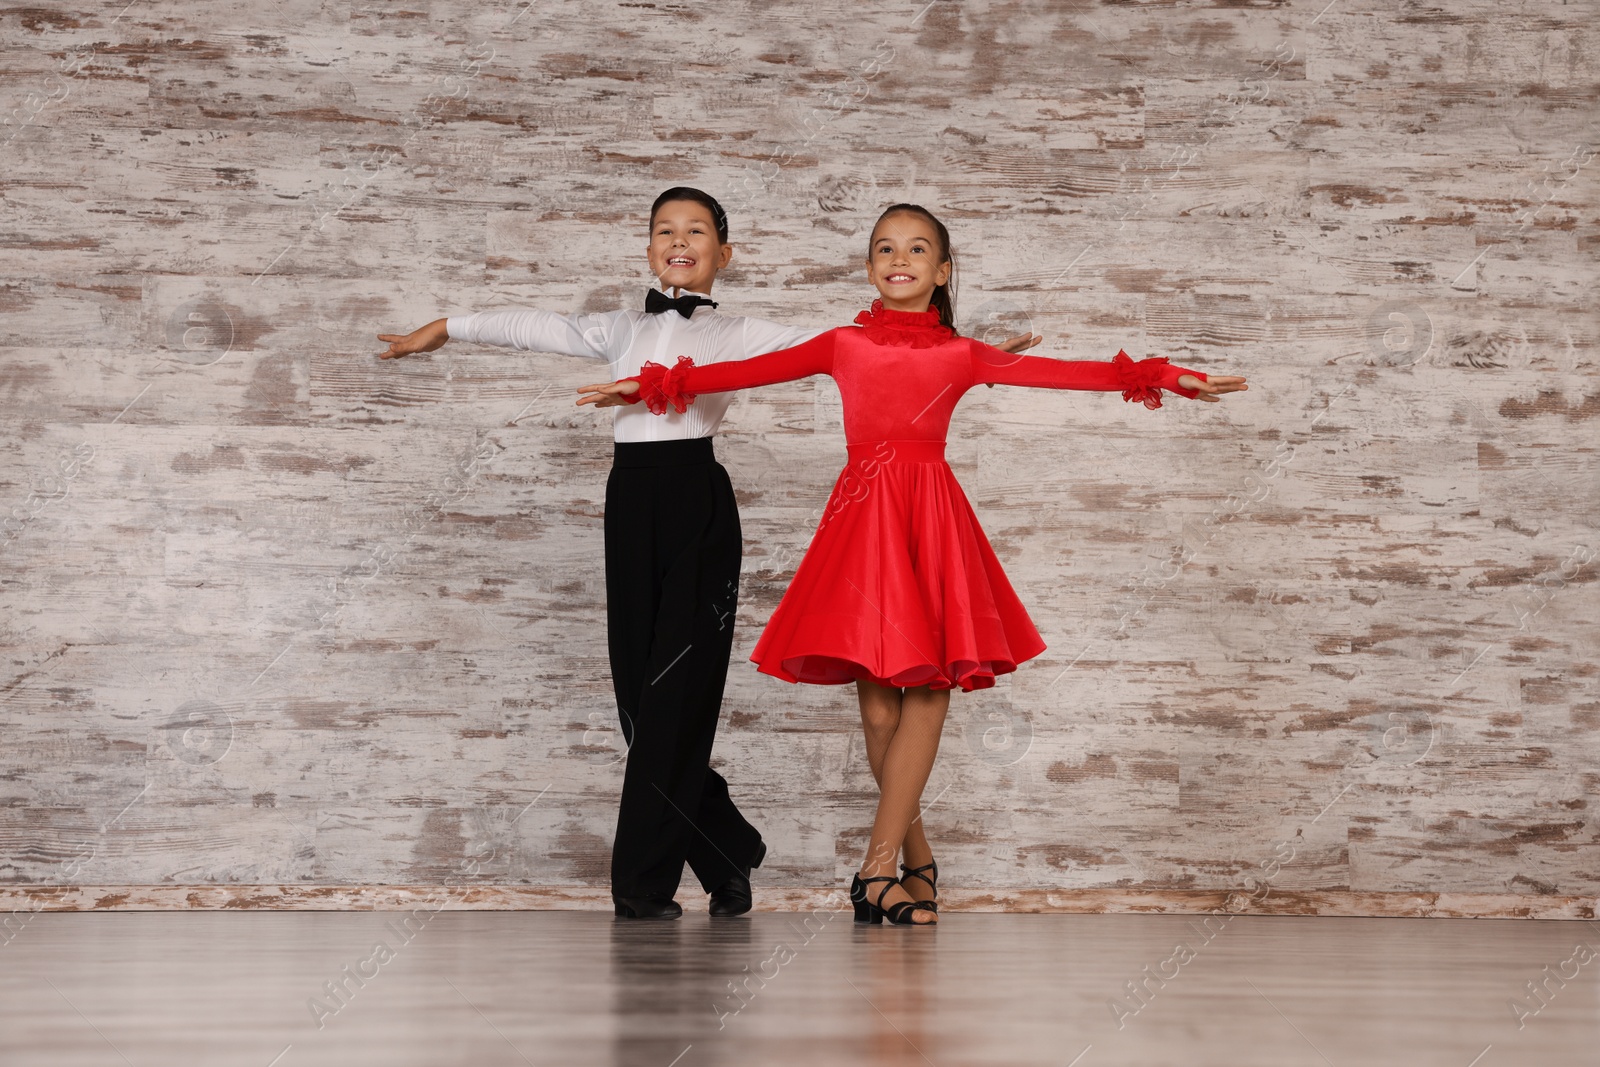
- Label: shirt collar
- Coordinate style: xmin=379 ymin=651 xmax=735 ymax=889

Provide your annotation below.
xmin=652 ymin=285 xmax=715 ymax=300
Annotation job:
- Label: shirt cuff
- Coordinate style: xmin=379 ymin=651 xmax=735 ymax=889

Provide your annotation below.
xmin=1114 ymin=351 xmax=1206 ymax=408
xmin=633 ymin=356 xmax=698 ymax=414
xmin=1163 ymin=363 xmax=1206 ymax=400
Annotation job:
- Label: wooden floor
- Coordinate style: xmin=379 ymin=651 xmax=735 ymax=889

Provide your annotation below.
xmin=3 ymin=911 xmax=1596 ymax=1066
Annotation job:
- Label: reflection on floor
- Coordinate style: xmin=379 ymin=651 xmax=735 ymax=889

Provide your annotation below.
xmin=2 ymin=910 xmax=1596 ymax=1065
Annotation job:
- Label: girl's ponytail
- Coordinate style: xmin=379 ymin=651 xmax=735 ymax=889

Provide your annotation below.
xmin=929 ymin=278 xmax=957 ymax=336
xmin=871 ymin=203 xmax=959 ymax=336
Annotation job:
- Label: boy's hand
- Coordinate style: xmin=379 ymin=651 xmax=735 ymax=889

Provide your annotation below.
xmin=576 ymin=380 xmax=640 ymax=408
xmin=1182 ymin=374 xmax=1248 ymax=402
xmin=377 ymin=319 xmax=450 ymax=359
xmin=993 ymin=331 xmax=1043 ymax=355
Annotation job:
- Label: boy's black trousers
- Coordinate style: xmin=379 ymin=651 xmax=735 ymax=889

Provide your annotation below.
xmin=603 ymin=437 xmax=764 ymax=900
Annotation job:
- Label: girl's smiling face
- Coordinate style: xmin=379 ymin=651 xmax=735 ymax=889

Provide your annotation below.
xmin=646 ymin=200 xmax=732 ymax=295
xmin=865 ymin=212 xmax=951 ymax=312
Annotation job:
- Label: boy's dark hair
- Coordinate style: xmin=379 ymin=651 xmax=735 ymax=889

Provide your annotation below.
xmin=650 ymin=187 xmax=729 ymax=244
xmin=870 ymin=203 xmax=958 ymax=335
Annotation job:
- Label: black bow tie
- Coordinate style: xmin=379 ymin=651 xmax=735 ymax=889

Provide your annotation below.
xmin=646 ymin=289 xmax=718 ymax=319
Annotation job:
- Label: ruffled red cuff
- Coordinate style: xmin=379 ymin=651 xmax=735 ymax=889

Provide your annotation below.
xmin=633 ymin=355 xmax=699 ymax=415
xmin=1113 ymin=350 xmax=1207 ymax=409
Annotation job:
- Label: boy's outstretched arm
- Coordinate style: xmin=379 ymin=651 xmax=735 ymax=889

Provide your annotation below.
xmin=379 ymin=309 xmax=622 ymax=362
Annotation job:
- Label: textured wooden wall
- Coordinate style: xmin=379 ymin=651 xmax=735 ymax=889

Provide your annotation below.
xmin=2 ymin=0 xmax=1596 ymax=914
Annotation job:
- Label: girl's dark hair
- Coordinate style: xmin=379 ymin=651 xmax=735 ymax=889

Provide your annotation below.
xmin=650 ymin=186 xmax=729 ymax=244
xmin=869 ymin=203 xmax=958 ymax=334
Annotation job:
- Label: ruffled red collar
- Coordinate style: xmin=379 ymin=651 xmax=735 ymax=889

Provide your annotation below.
xmin=852 ymin=299 xmax=953 ymax=348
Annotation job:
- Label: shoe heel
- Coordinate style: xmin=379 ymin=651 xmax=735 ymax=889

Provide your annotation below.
xmin=849 ymin=873 xmax=889 ymax=924
xmin=850 ymin=874 xmax=871 ymax=923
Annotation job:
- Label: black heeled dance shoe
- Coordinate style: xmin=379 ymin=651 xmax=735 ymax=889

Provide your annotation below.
xmin=899 ymin=858 xmax=939 ymax=913
xmin=850 ymin=873 xmax=937 ymax=926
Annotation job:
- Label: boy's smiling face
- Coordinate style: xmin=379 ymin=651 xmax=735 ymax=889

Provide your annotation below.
xmin=646 ymin=200 xmax=732 ymax=295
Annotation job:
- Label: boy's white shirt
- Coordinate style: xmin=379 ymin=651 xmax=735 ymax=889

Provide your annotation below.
xmin=446 ymin=289 xmax=827 ymax=443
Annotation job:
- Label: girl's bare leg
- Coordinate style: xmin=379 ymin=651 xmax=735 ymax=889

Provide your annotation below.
xmin=856 ymin=681 xmax=936 ymax=900
xmin=858 ymin=683 xmax=950 ymax=923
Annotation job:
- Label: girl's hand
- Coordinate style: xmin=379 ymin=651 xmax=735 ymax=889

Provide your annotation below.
xmin=576 ymin=380 xmax=640 ymax=408
xmin=377 ymin=318 xmax=450 ymax=359
xmin=1182 ymin=374 xmax=1248 ymax=402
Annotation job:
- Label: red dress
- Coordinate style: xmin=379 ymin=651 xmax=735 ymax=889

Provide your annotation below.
xmin=625 ymin=301 xmax=1207 ymax=693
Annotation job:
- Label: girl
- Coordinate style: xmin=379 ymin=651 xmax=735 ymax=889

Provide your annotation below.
xmin=578 ymin=204 xmax=1247 ymax=925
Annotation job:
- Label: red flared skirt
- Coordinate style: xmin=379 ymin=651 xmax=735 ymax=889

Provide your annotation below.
xmin=750 ymin=440 xmax=1046 ymax=693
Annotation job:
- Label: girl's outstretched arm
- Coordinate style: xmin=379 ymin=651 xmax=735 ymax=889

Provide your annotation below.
xmin=968 ymin=341 xmax=1247 ymax=408
xmin=577 ymin=330 xmax=840 ymax=412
